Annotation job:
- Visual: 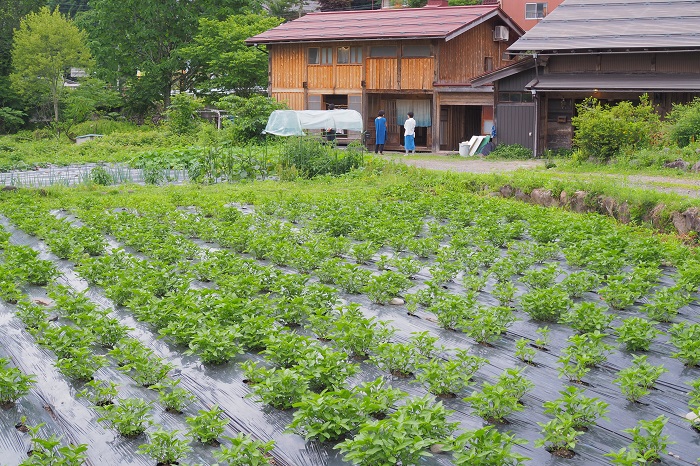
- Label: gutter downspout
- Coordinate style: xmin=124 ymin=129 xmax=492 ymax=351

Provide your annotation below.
xmin=532 ymin=53 xmax=539 ymax=157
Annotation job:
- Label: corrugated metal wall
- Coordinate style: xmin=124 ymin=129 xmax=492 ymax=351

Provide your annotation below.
xmin=496 ymin=104 xmax=535 ymax=150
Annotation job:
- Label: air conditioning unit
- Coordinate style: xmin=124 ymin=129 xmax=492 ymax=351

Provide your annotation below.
xmin=493 ymin=26 xmax=509 ymax=42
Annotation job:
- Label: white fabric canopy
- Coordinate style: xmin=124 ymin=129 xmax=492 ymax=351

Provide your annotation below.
xmin=263 ymin=110 xmax=364 ymax=136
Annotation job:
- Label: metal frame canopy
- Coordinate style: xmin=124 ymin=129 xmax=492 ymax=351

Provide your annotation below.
xmin=263 ymin=110 xmax=363 ymax=136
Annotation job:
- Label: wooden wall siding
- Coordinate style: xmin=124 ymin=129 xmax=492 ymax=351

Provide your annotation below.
xmin=547 ymin=55 xmax=597 ymax=73
xmin=400 ymin=58 xmax=434 ymax=90
xmin=307 ymin=65 xmax=334 ymax=89
xmin=601 ymin=54 xmax=652 ymax=72
xmin=335 ymin=65 xmax=362 ymax=90
xmin=438 ymin=21 xmax=515 ymax=84
xmin=657 ymin=52 xmax=700 ymax=73
xmin=272 ymin=92 xmax=304 ymax=110
xmin=366 ymin=58 xmax=398 ymax=89
xmin=270 ymin=44 xmax=305 ymax=89
xmin=500 ymin=68 xmax=537 ymax=91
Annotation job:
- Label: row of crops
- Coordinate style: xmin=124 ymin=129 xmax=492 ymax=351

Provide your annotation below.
xmin=1 ymin=177 xmax=700 ymax=465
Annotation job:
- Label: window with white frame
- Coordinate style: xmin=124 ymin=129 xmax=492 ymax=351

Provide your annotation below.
xmin=337 ymin=46 xmax=362 ymax=64
xmin=525 ymin=2 xmax=547 ymax=19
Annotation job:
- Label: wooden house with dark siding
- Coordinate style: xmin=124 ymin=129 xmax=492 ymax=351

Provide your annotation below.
xmin=247 ymin=0 xmax=523 ymax=152
xmin=473 ymin=0 xmax=700 ymax=154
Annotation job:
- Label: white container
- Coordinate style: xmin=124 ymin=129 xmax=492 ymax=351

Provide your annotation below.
xmin=458 ymin=142 xmax=471 ymax=157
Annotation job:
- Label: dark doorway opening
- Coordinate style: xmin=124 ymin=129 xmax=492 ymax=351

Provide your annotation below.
xmin=323 ymin=95 xmax=348 ymax=109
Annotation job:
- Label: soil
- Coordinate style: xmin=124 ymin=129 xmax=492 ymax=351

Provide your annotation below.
xmin=550 ymin=448 xmax=576 ymax=459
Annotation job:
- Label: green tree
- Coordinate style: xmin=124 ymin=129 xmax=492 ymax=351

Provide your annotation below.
xmin=80 ymin=0 xmax=255 ymax=118
xmin=63 ymin=77 xmax=122 ymax=124
xmin=180 ymin=14 xmax=283 ymax=97
xmin=0 ymin=0 xmax=44 ymax=109
xmin=10 ymin=7 xmax=92 ymax=122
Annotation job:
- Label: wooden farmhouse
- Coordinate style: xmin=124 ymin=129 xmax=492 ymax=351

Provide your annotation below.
xmin=246 ymin=0 xmax=523 ymax=152
xmin=472 ymin=0 xmax=700 ymax=154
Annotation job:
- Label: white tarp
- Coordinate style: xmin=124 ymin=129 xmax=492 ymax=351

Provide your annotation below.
xmin=263 ymin=110 xmax=363 ymax=136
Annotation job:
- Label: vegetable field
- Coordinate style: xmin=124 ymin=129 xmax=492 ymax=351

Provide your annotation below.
xmin=1 ymin=173 xmax=700 ymax=466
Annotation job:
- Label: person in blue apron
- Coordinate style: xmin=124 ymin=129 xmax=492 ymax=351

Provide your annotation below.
xmin=375 ymin=110 xmax=387 ymax=154
xmin=404 ymin=111 xmax=416 ymax=155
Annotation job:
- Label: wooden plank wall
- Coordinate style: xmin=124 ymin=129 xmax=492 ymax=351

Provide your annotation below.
xmin=438 ymin=21 xmax=516 ymax=84
xmin=270 ymin=44 xmax=305 ymax=89
xmin=401 ymin=58 xmax=434 ymax=90
xmin=366 ymin=58 xmax=398 ymax=90
xmin=335 ymin=66 xmax=362 ymax=91
xmin=272 ymin=92 xmax=304 ymax=110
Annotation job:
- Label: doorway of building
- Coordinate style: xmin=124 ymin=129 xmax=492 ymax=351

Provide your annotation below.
xmin=439 ymin=105 xmax=481 ymax=151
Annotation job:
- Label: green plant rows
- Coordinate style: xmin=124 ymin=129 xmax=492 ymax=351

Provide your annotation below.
xmin=1 ymin=180 xmax=700 ymax=465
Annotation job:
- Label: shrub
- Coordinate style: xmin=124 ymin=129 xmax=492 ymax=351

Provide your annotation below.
xmin=664 ymin=98 xmax=700 ymax=147
xmin=572 ymin=95 xmax=660 ymax=161
xmin=280 ymin=136 xmax=364 ymax=178
xmin=138 ymin=428 xmax=191 ymax=465
xmin=488 ymin=144 xmax=533 ymax=160
xmin=448 ymin=426 xmax=530 ymax=466
xmin=166 ymin=93 xmax=204 ymax=135
xmin=217 ymin=94 xmax=287 ymax=144
xmin=0 ymin=358 xmax=35 ymax=404
xmin=214 ymin=433 xmax=274 ymax=466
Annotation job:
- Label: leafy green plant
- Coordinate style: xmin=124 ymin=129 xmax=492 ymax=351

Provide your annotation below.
xmin=670 ymin=322 xmax=700 ymax=366
xmin=428 ymin=292 xmax=477 ymax=331
xmin=447 ymin=426 xmax=530 ymax=466
xmin=492 ymin=280 xmax=516 ymax=306
xmin=520 ymin=264 xmax=560 ymax=290
xmin=616 ymin=317 xmax=660 ymax=351
xmin=0 ymin=358 xmax=35 ymax=405
xmin=560 ymin=271 xmax=600 ymax=298
xmin=335 ymin=264 xmax=372 ymax=294
xmin=335 ymin=396 xmax=457 ymax=466
xmin=150 ymin=378 xmax=196 ymax=413
xmin=354 ymin=377 xmax=407 ymax=418
xmin=534 ymin=326 xmax=551 ymax=349
xmin=416 ymin=351 xmax=486 ymax=397
xmin=614 ymin=355 xmax=667 ymax=402
xmin=560 ymin=301 xmax=613 ymax=334
xmin=543 ymin=386 xmax=609 ymax=430
xmin=351 ymin=241 xmax=379 ymax=264
xmin=520 ymin=287 xmax=571 ymax=322
xmin=515 ymin=338 xmax=536 ymax=365
xmin=187 ymin=325 xmax=242 ymax=364
xmin=186 ymin=405 xmax=229 ymax=444
xmin=465 ymin=378 xmax=524 ymax=423
xmin=390 ymin=255 xmax=422 ymax=278
xmin=20 ymin=418 xmax=88 ymax=466
xmin=77 ymin=379 xmax=118 ymax=407
xmin=97 ymin=398 xmax=153 ymax=437
xmin=599 ymin=275 xmax=640 ymax=310
xmin=55 ymin=350 xmax=108 ymax=382
xmin=247 ymin=366 xmax=309 ymax=409
xmin=89 ymin=165 xmax=113 ymax=185
xmin=607 ymin=416 xmax=673 ymax=463
xmin=535 ymin=414 xmax=583 ymax=457
xmin=330 ymin=304 xmax=394 ymax=358
xmin=214 ymin=433 xmax=275 ymax=466
xmin=464 ymin=305 xmax=516 ymax=345
xmin=642 ymin=285 xmax=692 ymax=322
xmin=138 ymin=428 xmax=191 ymax=465
xmin=370 ymin=342 xmax=422 ymax=377
xmin=288 ymin=389 xmax=366 ymax=441
xmin=364 ymin=270 xmax=412 ymax=305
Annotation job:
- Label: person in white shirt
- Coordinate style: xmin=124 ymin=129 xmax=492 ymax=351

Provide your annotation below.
xmin=404 ymin=112 xmax=416 ymax=155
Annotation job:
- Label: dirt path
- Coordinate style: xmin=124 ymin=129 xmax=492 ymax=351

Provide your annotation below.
xmin=394 ymin=156 xmax=700 ymax=198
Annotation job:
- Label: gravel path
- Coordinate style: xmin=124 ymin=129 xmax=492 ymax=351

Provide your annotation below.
xmin=393 ymin=156 xmax=700 ymax=198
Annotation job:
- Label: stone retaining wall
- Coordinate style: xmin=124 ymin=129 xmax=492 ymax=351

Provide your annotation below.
xmin=495 ymin=184 xmax=700 ymax=238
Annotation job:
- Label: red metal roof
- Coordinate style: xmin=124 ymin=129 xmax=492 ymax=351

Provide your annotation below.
xmin=247 ymin=5 xmax=509 ymax=44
